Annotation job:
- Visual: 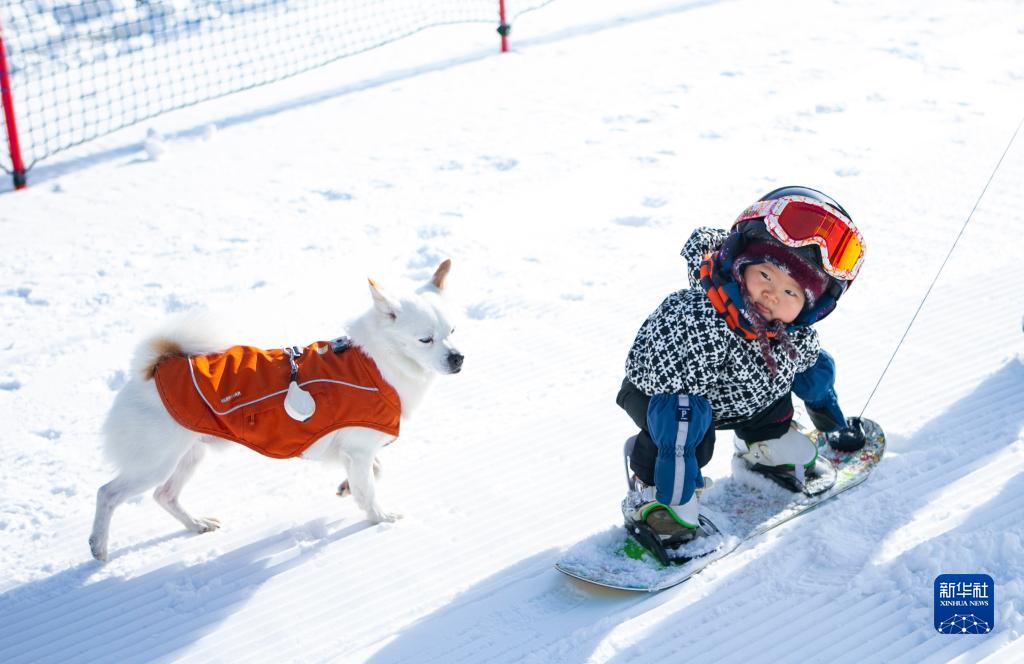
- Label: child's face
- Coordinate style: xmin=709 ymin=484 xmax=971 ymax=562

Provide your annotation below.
xmin=741 ymin=262 xmax=806 ymax=324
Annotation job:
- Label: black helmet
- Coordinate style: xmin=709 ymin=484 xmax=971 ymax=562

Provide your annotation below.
xmin=721 ymin=186 xmax=859 ymax=325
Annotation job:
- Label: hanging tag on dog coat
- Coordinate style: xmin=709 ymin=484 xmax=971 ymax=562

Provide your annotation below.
xmin=284 ymin=380 xmax=316 ymax=422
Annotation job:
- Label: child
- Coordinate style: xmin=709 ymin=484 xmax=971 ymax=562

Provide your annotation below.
xmin=617 ymin=186 xmax=866 ymax=551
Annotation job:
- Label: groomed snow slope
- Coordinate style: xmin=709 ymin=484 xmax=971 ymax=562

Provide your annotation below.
xmin=1 ymin=1 xmax=1022 ymax=662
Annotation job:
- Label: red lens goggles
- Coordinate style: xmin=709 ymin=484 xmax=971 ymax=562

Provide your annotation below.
xmin=733 ymin=195 xmax=865 ymax=281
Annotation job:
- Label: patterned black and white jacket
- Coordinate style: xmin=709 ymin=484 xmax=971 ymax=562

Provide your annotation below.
xmin=624 ymin=227 xmax=820 ymax=426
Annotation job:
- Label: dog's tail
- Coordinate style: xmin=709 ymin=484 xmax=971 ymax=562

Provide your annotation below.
xmin=131 ymin=310 xmax=228 ymax=381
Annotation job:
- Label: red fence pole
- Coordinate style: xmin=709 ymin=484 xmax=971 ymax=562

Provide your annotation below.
xmin=497 ymin=0 xmax=510 ymax=52
xmin=0 ymin=19 xmax=27 ymax=190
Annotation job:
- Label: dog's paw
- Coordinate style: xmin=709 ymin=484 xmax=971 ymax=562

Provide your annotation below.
xmin=191 ymin=517 xmax=221 ymax=534
xmin=336 ymin=480 xmax=351 ymax=497
xmin=88 ymin=535 xmax=108 ymax=562
xmin=369 ymin=510 xmax=403 ymax=524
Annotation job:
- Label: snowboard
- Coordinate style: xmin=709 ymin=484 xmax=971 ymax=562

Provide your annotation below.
xmin=555 ymin=418 xmax=885 ymax=592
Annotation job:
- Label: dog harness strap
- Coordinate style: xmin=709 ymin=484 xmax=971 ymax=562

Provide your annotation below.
xmin=283 ymin=346 xmax=315 ymax=422
xmin=285 ymin=346 xmax=302 ymax=381
xmin=286 ymin=344 xmax=305 ymax=381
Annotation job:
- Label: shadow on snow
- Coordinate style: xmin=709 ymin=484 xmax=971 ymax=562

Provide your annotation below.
xmin=0 ymin=518 xmax=371 ymax=663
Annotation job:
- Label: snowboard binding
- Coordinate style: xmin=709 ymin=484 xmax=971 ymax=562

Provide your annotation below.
xmin=745 ymin=455 xmax=837 ymax=496
xmin=624 ymin=514 xmax=721 ymax=567
xmin=620 ymin=436 xmax=723 ymax=566
xmin=735 ymin=422 xmax=840 ymax=496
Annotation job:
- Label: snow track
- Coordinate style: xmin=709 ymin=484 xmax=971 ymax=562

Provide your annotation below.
xmin=1 ymin=0 xmax=1023 ymax=661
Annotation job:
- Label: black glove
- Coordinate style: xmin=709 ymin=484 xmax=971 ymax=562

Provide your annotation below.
xmin=824 ymin=417 xmax=867 ymax=453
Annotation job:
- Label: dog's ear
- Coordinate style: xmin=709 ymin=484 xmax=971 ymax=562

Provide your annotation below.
xmin=430 ymin=259 xmax=451 ymax=292
xmin=368 ymin=279 xmax=399 ymax=320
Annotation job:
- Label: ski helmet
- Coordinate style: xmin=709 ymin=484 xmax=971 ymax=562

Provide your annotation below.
xmin=720 ymin=186 xmax=864 ymax=325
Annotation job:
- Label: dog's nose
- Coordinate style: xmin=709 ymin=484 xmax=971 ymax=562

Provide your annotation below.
xmin=447 ymin=352 xmax=464 ymax=373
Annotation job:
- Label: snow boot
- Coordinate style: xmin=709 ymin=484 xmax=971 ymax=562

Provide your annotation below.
xmin=734 ymin=424 xmax=818 ymax=471
xmin=733 ymin=424 xmax=840 ymax=495
xmin=620 ymin=435 xmax=721 ymax=564
xmin=624 ymin=474 xmax=712 ymax=546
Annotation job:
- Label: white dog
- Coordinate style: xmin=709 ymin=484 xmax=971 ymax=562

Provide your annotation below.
xmin=89 ymin=260 xmax=461 ymax=561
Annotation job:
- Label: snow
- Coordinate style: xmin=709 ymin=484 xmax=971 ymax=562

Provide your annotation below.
xmin=1 ymin=0 xmax=1023 ymax=661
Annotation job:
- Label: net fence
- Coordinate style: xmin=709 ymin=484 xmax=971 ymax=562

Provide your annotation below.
xmin=0 ymin=0 xmax=554 ymax=177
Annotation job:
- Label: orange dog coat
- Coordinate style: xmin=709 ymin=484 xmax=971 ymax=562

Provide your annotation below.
xmin=154 ymin=339 xmax=401 ymax=459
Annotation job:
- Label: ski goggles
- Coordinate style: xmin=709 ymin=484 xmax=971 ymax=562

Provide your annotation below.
xmin=733 ymin=195 xmax=865 ymax=281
